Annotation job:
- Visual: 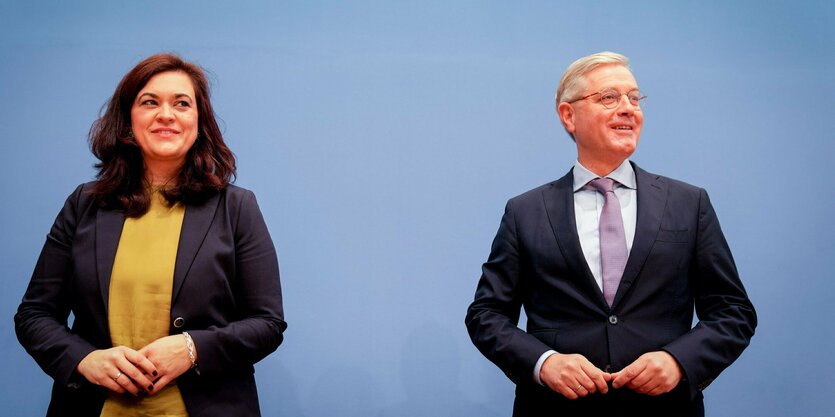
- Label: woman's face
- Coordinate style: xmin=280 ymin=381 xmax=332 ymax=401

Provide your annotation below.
xmin=130 ymin=71 xmax=199 ymax=169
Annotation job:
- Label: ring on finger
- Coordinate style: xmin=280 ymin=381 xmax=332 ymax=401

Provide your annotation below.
xmin=112 ymin=371 xmax=122 ymax=381
xmin=575 ymin=384 xmax=582 ymax=391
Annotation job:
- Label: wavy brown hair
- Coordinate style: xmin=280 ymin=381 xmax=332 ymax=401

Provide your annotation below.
xmin=89 ymin=53 xmax=235 ymax=217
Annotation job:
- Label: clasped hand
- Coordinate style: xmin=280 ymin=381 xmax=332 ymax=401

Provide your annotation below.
xmin=76 ymin=335 xmax=195 ymax=397
xmin=540 ymin=351 xmax=682 ymax=400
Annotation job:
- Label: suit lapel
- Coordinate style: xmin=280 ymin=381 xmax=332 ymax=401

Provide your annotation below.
xmin=171 ymin=191 xmax=221 ymax=304
xmin=543 ymin=169 xmax=609 ymax=308
xmin=96 ymin=208 xmax=126 ymax=315
xmin=611 ymin=163 xmax=666 ymax=308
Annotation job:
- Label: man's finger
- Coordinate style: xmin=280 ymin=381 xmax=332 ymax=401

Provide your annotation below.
xmin=580 ymin=362 xmax=608 ymax=394
xmin=612 ymin=360 xmax=646 ymax=388
xmin=559 ymin=382 xmax=580 ymax=400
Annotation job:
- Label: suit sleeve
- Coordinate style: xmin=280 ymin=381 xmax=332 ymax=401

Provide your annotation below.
xmin=662 ymin=189 xmax=757 ymax=398
xmin=14 ymin=184 xmax=99 ymax=388
xmin=187 ymin=190 xmax=286 ymax=375
xmin=465 ymin=199 xmax=552 ymax=384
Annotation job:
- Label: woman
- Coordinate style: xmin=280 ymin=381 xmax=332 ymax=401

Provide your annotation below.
xmin=15 ymin=53 xmax=286 ymax=416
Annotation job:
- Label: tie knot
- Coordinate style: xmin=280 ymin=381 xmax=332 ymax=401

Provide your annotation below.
xmin=589 ymin=177 xmax=616 ymax=194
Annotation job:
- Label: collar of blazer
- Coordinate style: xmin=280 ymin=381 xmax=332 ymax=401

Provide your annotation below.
xmin=94 ymin=190 xmax=222 ymax=316
xmin=542 ymin=162 xmax=667 ymax=311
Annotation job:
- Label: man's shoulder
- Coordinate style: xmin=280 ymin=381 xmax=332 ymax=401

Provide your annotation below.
xmin=633 ymin=164 xmax=705 ymax=196
xmin=507 ymin=175 xmax=571 ymax=205
xmin=501 ymin=163 xmax=711 ymax=207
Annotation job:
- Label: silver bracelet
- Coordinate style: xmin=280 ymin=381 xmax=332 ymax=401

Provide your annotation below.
xmin=182 ymin=331 xmax=197 ymax=369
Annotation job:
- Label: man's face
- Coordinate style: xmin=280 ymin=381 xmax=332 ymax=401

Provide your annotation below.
xmin=559 ymin=64 xmax=643 ymax=170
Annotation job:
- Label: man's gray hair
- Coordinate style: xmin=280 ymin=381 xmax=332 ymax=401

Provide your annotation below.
xmin=555 ymin=51 xmax=631 ymax=107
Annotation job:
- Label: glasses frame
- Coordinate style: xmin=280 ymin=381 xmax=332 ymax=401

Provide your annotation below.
xmin=568 ymin=88 xmax=646 ymax=110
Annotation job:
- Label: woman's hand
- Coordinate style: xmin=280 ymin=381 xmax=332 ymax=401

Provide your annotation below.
xmin=76 ymin=346 xmax=159 ymax=396
xmin=139 ymin=334 xmax=197 ymax=395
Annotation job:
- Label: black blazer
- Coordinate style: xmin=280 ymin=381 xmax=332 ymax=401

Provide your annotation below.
xmin=15 ymin=183 xmax=286 ymax=417
xmin=465 ymin=163 xmax=756 ymax=416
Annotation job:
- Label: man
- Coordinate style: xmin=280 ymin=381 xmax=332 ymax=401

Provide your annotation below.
xmin=465 ymin=52 xmax=756 ymax=416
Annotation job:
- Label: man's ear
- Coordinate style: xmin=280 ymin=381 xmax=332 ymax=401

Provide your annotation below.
xmin=557 ymin=102 xmax=575 ymax=134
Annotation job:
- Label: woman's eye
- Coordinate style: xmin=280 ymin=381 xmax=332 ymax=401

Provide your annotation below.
xmin=140 ymin=99 xmax=157 ymax=106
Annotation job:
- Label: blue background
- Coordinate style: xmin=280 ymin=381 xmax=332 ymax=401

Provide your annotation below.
xmin=1 ymin=1 xmax=833 ymax=416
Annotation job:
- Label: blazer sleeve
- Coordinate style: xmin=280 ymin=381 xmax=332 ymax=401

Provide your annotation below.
xmin=662 ymin=189 xmax=757 ymax=398
xmin=186 ymin=189 xmax=287 ymax=375
xmin=14 ymin=184 xmax=99 ymax=388
xmin=465 ymin=199 xmax=552 ymax=384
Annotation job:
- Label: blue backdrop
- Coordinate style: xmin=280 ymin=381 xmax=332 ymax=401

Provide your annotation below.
xmin=1 ymin=1 xmax=833 ymax=416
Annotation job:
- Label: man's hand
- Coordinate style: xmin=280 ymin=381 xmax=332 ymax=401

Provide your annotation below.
xmin=540 ymin=352 xmax=612 ymax=399
xmin=611 ymin=351 xmax=683 ymax=396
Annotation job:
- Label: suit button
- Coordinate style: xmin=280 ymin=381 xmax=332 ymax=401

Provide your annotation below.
xmin=608 ymin=315 xmax=618 ymax=325
xmin=173 ymin=317 xmax=185 ymax=328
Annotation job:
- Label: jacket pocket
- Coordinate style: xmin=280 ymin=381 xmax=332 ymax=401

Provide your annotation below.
xmin=529 ymin=329 xmax=557 ymax=347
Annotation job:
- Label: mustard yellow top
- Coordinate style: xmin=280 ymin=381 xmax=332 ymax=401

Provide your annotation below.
xmin=101 ymin=191 xmax=189 ymax=417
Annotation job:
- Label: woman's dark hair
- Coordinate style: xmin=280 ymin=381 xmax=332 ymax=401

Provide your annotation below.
xmin=89 ymin=53 xmax=235 ymax=217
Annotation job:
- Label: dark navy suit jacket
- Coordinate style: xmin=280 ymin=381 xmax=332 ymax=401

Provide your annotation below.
xmin=15 ymin=183 xmax=286 ymax=417
xmin=466 ymin=163 xmax=756 ymax=416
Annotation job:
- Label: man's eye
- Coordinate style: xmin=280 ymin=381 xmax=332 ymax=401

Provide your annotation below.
xmin=600 ymin=93 xmax=618 ymax=102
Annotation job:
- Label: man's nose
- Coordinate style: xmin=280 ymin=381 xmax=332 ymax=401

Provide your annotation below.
xmin=616 ymin=95 xmax=636 ymax=115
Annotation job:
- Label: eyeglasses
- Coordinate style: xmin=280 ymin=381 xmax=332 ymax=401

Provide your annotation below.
xmin=568 ymin=88 xmax=646 ymax=109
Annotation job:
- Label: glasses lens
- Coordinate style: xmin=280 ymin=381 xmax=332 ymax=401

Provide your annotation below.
xmin=599 ymin=89 xmax=619 ymax=108
xmin=628 ymin=91 xmax=643 ymax=107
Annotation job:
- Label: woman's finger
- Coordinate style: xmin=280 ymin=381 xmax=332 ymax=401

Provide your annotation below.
xmin=123 ymin=347 xmax=159 ymax=383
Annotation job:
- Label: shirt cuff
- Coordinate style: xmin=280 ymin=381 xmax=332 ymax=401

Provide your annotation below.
xmin=533 ymin=350 xmax=557 ymax=386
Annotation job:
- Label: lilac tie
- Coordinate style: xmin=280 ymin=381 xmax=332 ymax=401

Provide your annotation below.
xmin=589 ymin=178 xmax=627 ymax=307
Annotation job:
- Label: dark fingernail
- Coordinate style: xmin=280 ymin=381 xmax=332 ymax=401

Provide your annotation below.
xmin=148 ymin=384 xmax=154 ymax=391
xmin=152 ymin=371 xmax=158 ymax=377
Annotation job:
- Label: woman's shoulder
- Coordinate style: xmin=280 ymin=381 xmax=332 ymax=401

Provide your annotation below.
xmin=217 ymin=184 xmax=263 ymax=211
xmin=68 ymin=181 xmax=96 ymax=194
xmin=221 ymin=184 xmax=257 ymax=202
xmin=223 ymin=183 xmax=253 ymax=196
xmin=44 ymin=181 xmax=103 ymax=235
xmin=61 ymin=181 xmax=100 ymax=210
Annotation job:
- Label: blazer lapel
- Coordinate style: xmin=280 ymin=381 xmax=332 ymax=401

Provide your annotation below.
xmin=171 ymin=191 xmax=221 ymax=304
xmin=543 ymin=169 xmax=609 ymax=309
xmin=611 ymin=163 xmax=666 ymax=308
xmin=96 ymin=208 xmax=126 ymax=315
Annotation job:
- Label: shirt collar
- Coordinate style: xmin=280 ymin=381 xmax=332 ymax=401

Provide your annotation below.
xmin=572 ymin=159 xmax=637 ymax=192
